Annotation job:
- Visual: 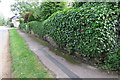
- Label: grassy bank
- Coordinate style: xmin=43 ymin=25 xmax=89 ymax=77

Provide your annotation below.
xmin=9 ymin=29 xmax=54 ymax=78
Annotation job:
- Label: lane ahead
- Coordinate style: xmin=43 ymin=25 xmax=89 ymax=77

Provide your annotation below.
xmin=0 ymin=26 xmax=11 ymax=79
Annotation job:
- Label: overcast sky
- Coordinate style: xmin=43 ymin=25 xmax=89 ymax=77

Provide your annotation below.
xmin=0 ymin=0 xmax=73 ymax=19
xmin=0 ymin=0 xmax=15 ymax=19
xmin=0 ymin=0 xmax=44 ymax=19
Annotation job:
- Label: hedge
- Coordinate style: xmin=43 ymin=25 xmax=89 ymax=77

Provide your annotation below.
xmin=19 ymin=3 xmax=120 ymax=71
xmin=72 ymin=2 xmax=86 ymax=8
xmin=43 ymin=3 xmax=120 ymax=71
xmin=19 ymin=23 xmax=25 ymax=29
xmin=27 ymin=21 xmax=44 ymax=37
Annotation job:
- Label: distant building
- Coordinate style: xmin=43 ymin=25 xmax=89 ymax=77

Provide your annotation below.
xmin=10 ymin=14 xmax=20 ymax=28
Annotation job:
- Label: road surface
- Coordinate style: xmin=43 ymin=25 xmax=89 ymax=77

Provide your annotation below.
xmin=0 ymin=26 xmax=11 ymax=79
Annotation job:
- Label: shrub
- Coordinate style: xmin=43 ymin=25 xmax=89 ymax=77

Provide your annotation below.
xmin=19 ymin=19 xmax=24 ymax=24
xmin=19 ymin=23 xmax=26 ymax=29
xmin=27 ymin=21 xmax=44 ymax=37
xmin=28 ymin=12 xmax=36 ymax=22
xmin=9 ymin=22 xmax=14 ymax=27
xmin=43 ymin=3 xmax=120 ymax=71
xmin=19 ymin=23 xmax=30 ymax=33
xmin=24 ymin=12 xmax=30 ymax=23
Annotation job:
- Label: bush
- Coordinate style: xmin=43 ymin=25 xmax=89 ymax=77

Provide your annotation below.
xmin=27 ymin=21 xmax=44 ymax=37
xmin=19 ymin=23 xmax=30 ymax=33
xmin=24 ymin=12 xmax=30 ymax=23
xmin=43 ymin=3 xmax=120 ymax=71
xmin=28 ymin=12 xmax=36 ymax=22
xmin=19 ymin=19 xmax=24 ymax=24
xmin=19 ymin=23 xmax=26 ymax=29
xmin=9 ymin=22 xmax=14 ymax=27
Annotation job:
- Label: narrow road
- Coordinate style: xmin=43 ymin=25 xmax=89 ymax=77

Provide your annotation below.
xmin=0 ymin=26 xmax=11 ymax=79
xmin=18 ymin=30 xmax=119 ymax=78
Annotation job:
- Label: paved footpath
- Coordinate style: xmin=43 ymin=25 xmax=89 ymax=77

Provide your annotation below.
xmin=0 ymin=26 xmax=11 ymax=79
xmin=18 ymin=30 xmax=119 ymax=78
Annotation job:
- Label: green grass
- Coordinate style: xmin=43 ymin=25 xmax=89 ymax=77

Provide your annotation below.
xmin=29 ymin=34 xmax=80 ymax=64
xmin=9 ymin=29 xmax=54 ymax=78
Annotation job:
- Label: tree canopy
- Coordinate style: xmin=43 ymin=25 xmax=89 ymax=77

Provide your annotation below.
xmin=0 ymin=17 xmax=6 ymax=26
xmin=11 ymin=0 xmax=40 ymax=16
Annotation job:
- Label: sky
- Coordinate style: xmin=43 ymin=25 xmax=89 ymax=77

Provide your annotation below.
xmin=0 ymin=0 xmax=15 ymax=19
xmin=0 ymin=0 xmax=73 ymax=19
xmin=0 ymin=0 xmax=44 ymax=19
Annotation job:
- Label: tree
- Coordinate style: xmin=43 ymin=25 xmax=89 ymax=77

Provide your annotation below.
xmin=11 ymin=0 xmax=40 ymax=17
xmin=15 ymin=0 xmax=39 ymax=2
xmin=0 ymin=18 xmax=6 ymax=26
xmin=33 ymin=2 xmax=67 ymax=21
xmin=41 ymin=0 xmax=67 ymax=2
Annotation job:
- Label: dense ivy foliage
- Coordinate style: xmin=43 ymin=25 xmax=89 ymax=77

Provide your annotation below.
xmin=72 ymin=2 xmax=117 ymax=9
xmin=19 ymin=2 xmax=120 ymax=71
xmin=72 ymin=2 xmax=86 ymax=8
xmin=43 ymin=3 xmax=120 ymax=71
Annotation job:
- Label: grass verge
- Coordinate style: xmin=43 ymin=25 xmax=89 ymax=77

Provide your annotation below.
xmin=9 ymin=29 xmax=54 ymax=78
